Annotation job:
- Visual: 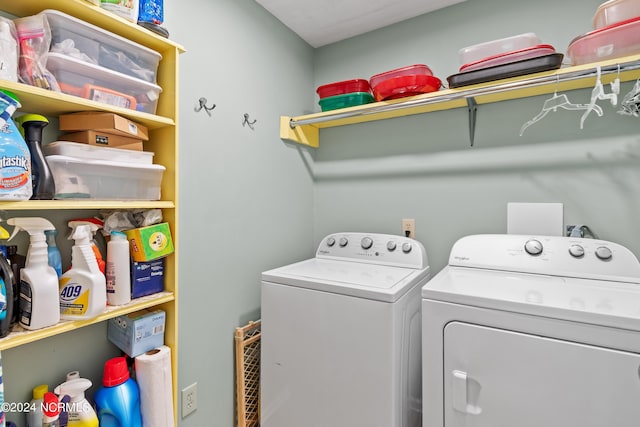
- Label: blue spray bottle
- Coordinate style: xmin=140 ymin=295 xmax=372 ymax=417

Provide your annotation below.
xmin=45 ymin=229 xmax=62 ymax=277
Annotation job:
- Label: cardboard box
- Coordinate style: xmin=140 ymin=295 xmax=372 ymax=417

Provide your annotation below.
xmin=59 ymin=112 xmax=149 ymax=140
xmin=61 ymin=130 xmax=144 ymax=151
xmin=125 ymin=222 xmax=174 ymax=262
xmin=132 ymin=258 xmax=165 ymax=298
xmin=107 ymin=309 xmax=166 ymax=357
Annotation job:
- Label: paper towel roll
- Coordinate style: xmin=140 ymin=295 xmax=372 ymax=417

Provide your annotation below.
xmin=135 ymin=345 xmax=174 ymax=427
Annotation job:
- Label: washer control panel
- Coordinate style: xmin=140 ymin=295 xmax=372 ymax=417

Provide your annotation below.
xmin=317 ymin=232 xmax=428 ymax=269
xmin=449 ymin=234 xmax=640 ymax=283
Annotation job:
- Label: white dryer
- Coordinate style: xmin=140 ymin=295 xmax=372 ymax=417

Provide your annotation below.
xmin=422 ymin=234 xmax=640 ymax=427
xmin=261 ymin=232 xmax=430 ymax=427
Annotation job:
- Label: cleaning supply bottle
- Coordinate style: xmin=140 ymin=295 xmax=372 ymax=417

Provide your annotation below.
xmin=59 ymin=224 xmax=106 ymax=320
xmin=15 ymin=114 xmax=55 ymax=200
xmin=42 ymin=391 xmax=61 ymax=427
xmin=27 ymin=384 xmax=48 ymax=427
xmin=0 ymin=226 xmax=15 ymax=338
xmin=54 ymin=378 xmax=99 ymax=427
xmin=94 ymin=356 xmax=143 ymax=427
xmin=5 ymin=245 xmax=25 ymax=325
xmin=0 ymin=90 xmax=32 ymax=201
xmin=68 ymin=219 xmax=106 ymax=274
xmin=106 ymin=231 xmax=131 ymax=306
xmin=45 ymin=229 xmax=62 ymax=277
xmin=0 ymin=246 xmax=15 ymax=338
xmin=7 ymin=217 xmax=59 ymax=330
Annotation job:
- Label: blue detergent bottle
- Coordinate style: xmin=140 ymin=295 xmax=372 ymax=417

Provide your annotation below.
xmin=94 ymin=357 xmax=142 ymax=427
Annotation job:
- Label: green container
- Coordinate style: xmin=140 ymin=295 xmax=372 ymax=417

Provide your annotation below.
xmin=319 ymin=92 xmax=374 ymax=112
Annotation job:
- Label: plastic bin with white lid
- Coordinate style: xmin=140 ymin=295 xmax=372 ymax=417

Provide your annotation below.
xmin=459 ymin=33 xmax=541 ymax=65
xmin=44 ymin=141 xmax=154 ymax=165
xmin=46 ymin=155 xmax=165 ymax=200
xmin=46 ymin=53 xmax=161 ymax=114
xmin=43 ymin=9 xmax=161 ymax=83
xmin=594 ymin=0 xmax=640 ymax=29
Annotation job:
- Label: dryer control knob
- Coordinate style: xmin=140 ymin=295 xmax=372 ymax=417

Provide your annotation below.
xmin=402 ymin=242 xmax=412 ymax=253
xmin=339 ymin=237 xmax=348 ymax=247
xmin=387 ymin=241 xmax=397 ymax=252
xmin=568 ymin=244 xmax=585 ymax=258
xmin=595 ymin=246 xmax=613 ymax=261
xmin=326 ymin=237 xmax=336 ymax=247
xmin=361 ymin=237 xmax=373 ymax=250
xmin=524 ymin=239 xmax=543 ymax=256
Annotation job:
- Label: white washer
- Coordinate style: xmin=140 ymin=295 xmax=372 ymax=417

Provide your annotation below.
xmin=261 ymin=232 xmax=430 ymax=427
xmin=422 ymin=234 xmax=640 ymax=427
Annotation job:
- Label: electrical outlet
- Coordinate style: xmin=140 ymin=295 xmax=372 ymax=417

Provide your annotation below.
xmin=182 ymin=382 xmax=198 ymax=418
xmin=402 ymin=218 xmax=415 ymax=239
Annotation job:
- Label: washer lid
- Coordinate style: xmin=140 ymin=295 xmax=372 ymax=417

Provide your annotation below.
xmin=422 ymin=266 xmax=640 ymax=331
xmin=263 ymin=258 xmax=430 ymax=302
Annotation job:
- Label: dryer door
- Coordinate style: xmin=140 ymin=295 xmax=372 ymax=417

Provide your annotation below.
xmin=443 ymin=322 xmax=640 ymax=427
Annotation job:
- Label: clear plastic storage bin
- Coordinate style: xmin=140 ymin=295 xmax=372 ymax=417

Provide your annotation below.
xmin=459 ymin=33 xmax=541 ymax=65
xmin=43 ymin=141 xmax=154 ymax=165
xmin=46 ymin=53 xmax=161 ymax=114
xmin=46 ymin=155 xmax=165 ymax=200
xmin=593 ymin=0 xmax=640 ymax=29
xmin=43 ymin=9 xmax=161 ymax=83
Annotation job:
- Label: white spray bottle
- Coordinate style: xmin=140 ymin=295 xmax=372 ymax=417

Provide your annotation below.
xmin=7 ymin=217 xmax=60 ymax=330
xmin=54 ymin=378 xmax=99 ymax=427
xmin=59 ymin=224 xmax=106 ymax=320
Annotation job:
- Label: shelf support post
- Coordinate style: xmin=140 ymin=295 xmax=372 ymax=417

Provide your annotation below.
xmin=466 ymin=97 xmax=478 ymax=147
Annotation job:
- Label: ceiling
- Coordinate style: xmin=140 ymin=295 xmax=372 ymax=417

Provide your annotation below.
xmin=255 ymin=0 xmax=468 ymax=48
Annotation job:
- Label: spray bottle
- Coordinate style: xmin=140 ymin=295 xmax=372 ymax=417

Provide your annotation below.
xmin=14 ymin=114 xmax=55 ymax=200
xmin=7 ymin=217 xmax=59 ymax=329
xmin=0 ymin=90 xmax=32 ymax=201
xmin=45 ymin=229 xmax=62 ymax=277
xmin=68 ymin=219 xmax=106 ymax=274
xmin=59 ymin=224 xmax=106 ymax=320
xmin=0 ymin=225 xmax=15 ymax=338
xmin=54 ymin=378 xmax=99 ymax=427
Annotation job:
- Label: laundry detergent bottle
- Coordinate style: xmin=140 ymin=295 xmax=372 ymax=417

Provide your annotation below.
xmin=6 ymin=217 xmax=59 ymax=330
xmin=0 ymin=226 xmax=16 ymax=338
xmin=0 ymin=90 xmax=32 ymax=201
xmin=54 ymin=378 xmax=99 ymax=427
xmin=94 ymin=357 xmax=143 ymax=427
xmin=59 ymin=224 xmax=106 ymax=320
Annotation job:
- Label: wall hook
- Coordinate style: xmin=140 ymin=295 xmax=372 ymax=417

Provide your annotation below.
xmin=195 ymin=97 xmax=216 ymax=116
xmin=242 ymin=113 xmax=257 ymax=130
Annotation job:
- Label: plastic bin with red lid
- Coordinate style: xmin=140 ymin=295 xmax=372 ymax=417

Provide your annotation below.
xmin=458 ymin=33 xmax=541 ymax=66
xmin=318 ymin=92 xmax=374 ymax=111
xmin=369 ymin=64 xmax=441 ymax=101
xmin=593 ymin=0 xmax=640 ymax=29
xmin=459 ymin=44 xmax=556 ymax=73
xmin=316 ymin=79 xmax=371 ymax=99
xmin=567 ymin=16 xmax=640 ymax=65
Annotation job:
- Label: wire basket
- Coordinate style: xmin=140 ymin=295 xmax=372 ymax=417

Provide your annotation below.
xmin=235 ymin=320 xmax=261 ymax=427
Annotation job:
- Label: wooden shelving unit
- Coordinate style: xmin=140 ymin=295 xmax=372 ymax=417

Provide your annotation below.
xmin=0 ymin=0 xmax=183 ymax=423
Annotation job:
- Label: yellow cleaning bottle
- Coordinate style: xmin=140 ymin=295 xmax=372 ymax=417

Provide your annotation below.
xmin=59 ymin=224 xmax=106 ymax=320
xmin=54 ymin=378 xmax=98 ymax=427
